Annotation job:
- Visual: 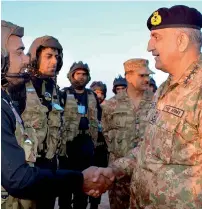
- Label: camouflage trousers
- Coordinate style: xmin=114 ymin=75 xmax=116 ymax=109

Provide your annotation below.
xmin=108 ymin=153 xmax=130 ymax=209
xmin=1 ymin=187 xmax=36 ymax=209
xmin=1 ymin=197 xmax=36 ymax=209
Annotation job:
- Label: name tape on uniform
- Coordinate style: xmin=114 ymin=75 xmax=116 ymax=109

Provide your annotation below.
xmin=163 ymin=105 xmax=184 ymax=118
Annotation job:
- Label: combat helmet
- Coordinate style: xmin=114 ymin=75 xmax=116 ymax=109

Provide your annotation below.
xmin=27 ymin=35 xmax=63 ymax=75
xmin=1 ymin=20 xmax=29 ymax=85
xmin=90 ymin=81 xmax=107 ymax=98
xmin=67 ymin=61 xmax=91 ymax=84
xmin=112 ymin=75 xmax=127 ymax=94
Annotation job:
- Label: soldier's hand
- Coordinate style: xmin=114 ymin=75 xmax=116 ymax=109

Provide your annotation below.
xmin=82 ymin=166 xmax=115 ymax=197
xmin=91 ymin=167 xmax=115 ymax=195
xmin=82 ymin=166 xmax=102 ymax=196
xmin=93 ymin=167 xmax=115 ymax=182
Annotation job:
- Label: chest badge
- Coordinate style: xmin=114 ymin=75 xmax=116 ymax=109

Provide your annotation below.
xmin=44 ymin=92 xmax=52 ymax=101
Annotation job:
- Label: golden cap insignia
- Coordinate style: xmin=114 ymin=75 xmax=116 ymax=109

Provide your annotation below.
xmin=151 ymin=11 xmax=162 ymax=26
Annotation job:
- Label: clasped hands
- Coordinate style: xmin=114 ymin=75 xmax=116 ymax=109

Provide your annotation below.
xmin=82 ymin=166 xmax=115 ymax=197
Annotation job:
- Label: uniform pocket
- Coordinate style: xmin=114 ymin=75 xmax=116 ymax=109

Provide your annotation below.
xmin=148 ymin=108 xmax=181 ymax=164
xmin=171 ymin=113 xmax=202 ymax=165
xmin=111 ymin=111 xmax=127 ymax=128
xmin=48 ymin=110 xmax=61 ymax=128
xmin=22 ymin=105 xmax=48 ymax=129
xmin=63 ymin=119 xmax=79 ymax=142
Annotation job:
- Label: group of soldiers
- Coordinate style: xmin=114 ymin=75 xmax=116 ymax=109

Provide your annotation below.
xmin=1 ymin=18 xmax=158 ymax=209
xmin=1 ymin=4 xmax=202 ymax=209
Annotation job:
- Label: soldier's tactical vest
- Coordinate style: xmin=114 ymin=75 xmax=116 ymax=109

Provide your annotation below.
xmin=1 ymin=97 xmax=36 ymax=209
xmin=46 ymin=82 xmax=63 ymax=159
xmin=60 ymin=88 xmax=98 ymax=156
xmin=22 ymin=80 xmax=62 ymax=160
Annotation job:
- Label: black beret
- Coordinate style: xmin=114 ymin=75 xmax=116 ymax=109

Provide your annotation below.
xmin=147 ymin=5 xmax=202 ymax=31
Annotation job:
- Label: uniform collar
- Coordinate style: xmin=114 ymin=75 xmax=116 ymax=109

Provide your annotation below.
xmin=159 ymin=54 xmax=202 ymax=99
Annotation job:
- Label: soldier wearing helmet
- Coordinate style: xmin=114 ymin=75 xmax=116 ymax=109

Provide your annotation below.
xmin=2 ymin=20 xmax=30 ymax=115
xmin=1 ymin=20 xmax=112 ymax=209
xmin=1 ymin=19 xmax=36 ymax=209
xmin=90 ymin=81 xmax=107 ymax=104
xmin=59 ymin=61 xmax=102 ymax=209
xmin=67 ymin=61 xmax=91 ymax=90
xmin=88 ymin=81 xmax=109 ymax=209
xmin=112 ymin=75 xmax=127 ymax=95
xmin=102 ymin=58 xmax=154 ymax=209
xmin=21 ymin=35 xmax=64 ymax=209
xmin=149 ymin=77 xmax=157 ymax=93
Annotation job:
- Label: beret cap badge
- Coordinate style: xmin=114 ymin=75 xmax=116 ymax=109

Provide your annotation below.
xmin=151 ymin=11 xmax=162 ymax=26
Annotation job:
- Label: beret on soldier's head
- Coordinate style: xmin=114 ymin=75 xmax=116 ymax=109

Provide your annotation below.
xmin=147 ymin=5 xmax=202 ymax=31
xmin=124 ymin=58 xmax=154 ymax=74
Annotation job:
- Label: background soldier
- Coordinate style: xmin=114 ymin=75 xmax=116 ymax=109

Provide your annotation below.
xmin=89 ymin=81 xmax=109 ymax=209
xmin=90 ymin=81 xmax=107 ymax=105
xmin=22 ymin=35 xmax=63 ymax=209
xmin=112 ymin=75 xmax=127 ymax=95
xmin=59 ymin=61 xmax=101 ymax=209
xmin=102 ymin=58 xmax=154 ymax=209
xmin=149 ymin=77 xmax=157 ymax=93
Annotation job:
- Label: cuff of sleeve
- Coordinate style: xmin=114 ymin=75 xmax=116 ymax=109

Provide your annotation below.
xmin=109 ymin=157 xmax=135 ymax=180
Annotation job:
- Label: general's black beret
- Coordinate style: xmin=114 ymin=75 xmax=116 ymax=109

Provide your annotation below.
xmin=147 ymin=5 xmax=202 ymax=31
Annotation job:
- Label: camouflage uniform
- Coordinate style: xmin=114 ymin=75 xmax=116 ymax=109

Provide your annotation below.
xmin=102 ymin=67 xmax=154 ymax=209
xmin=112 ymin=54 xmax=202 ymax=209
xmin=103 ymin=89 xmax=153 ymax=161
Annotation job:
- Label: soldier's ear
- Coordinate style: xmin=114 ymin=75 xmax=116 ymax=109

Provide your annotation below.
xmin=177 ymin=31 xmax=189 ymax=52
xmin=125 ymin=73 xmax=131 ymax=83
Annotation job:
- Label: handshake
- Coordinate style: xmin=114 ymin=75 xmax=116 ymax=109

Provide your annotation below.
xmin=82 ymin=166 xmax=115 ymax=197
